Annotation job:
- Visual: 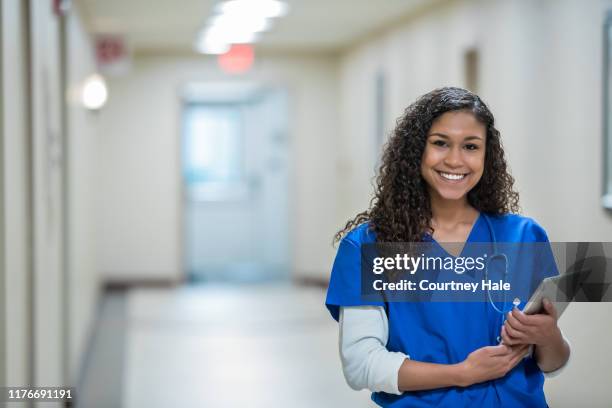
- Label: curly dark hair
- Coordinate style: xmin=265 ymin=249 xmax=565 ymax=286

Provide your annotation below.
xmin=334 ymin=86 xmax=520 ymax=244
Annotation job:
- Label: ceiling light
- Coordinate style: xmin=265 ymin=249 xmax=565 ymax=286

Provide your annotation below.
xmin=215 ymin=0 xmax=289 ymax=19
xmin=195 ymin=39 xmax=230 ymax=55
xmin=204 ymin=26 xmax=259 ymax=44
xmin=209 ymin=14 xmax=271 ymax=33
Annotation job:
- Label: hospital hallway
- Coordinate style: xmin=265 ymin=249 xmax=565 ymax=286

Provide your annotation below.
xmin=78 ymin=282 xmax=375 ymax=408
xmin=2 ymin=0 xmax=612 ymax=407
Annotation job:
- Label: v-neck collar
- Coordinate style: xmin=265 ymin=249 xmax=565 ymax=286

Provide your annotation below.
xmin=424 ymin=212 xmax=484 ymax=257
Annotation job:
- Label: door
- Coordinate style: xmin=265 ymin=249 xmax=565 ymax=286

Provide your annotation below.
xmin=182 ymin=86 xmax=290 ymax=283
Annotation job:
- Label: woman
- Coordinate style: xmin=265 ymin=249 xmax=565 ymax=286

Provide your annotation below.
xmin=325 ymin=87 xmax=570 ymax=407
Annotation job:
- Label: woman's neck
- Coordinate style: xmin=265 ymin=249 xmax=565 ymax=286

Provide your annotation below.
xmin=429 ymin=195 xmax=478 ymax=228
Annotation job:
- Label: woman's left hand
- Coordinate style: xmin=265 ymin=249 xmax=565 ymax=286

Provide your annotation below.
xmin=500 ymin=298 xmax=561 ymax=346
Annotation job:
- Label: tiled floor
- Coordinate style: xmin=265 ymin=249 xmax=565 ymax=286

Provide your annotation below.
xmin=82 ymin=282 xmax=377 ymax=407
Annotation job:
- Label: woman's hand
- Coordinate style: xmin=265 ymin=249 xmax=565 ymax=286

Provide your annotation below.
xmin=500 ymin=298 xmax=570 ymax=373
xmin=501 ymin=298 xmax=561 ymax=346
xmin=458 ymin=343 xmax=530 ymax=386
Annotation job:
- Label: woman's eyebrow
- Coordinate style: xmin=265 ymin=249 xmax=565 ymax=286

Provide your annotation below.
xmin=428 ymin=132 xmax=483 ymax=140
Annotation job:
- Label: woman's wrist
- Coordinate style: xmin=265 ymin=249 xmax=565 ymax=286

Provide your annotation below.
xmin=539 ymin=326 xmax=563 ymax=348
xmin=534 ymin=329 xmax=569 ymax=372
xmin=452 ymin=362 xmax=473 ymax=388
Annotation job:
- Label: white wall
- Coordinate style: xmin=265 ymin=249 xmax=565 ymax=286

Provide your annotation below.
xmin=65 ymin=4 xmax=99 ymax=382
xmin=2 ymin=0 xmax=30 ymax=389
xmin=30 ymin=0 xmax=65 ymax=390
xmin=338 ymin=0 xmax=612 ymax=240
xmin=96 ymin=54 xmax=340 ymax=281
xmin=336 ymin=0 xmax=612 ymax=405
xmin=2 ymin=0 xmax=100 ymax=388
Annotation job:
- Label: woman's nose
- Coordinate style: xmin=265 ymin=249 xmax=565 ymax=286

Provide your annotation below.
xmin=443 ymin=147 xmax=463 ymax=167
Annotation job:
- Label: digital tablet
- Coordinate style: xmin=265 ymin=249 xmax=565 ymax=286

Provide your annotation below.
xmin=522 ymin=269 xmax=591 ymax=316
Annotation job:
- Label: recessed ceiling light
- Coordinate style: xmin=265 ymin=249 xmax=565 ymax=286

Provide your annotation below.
xmin=208 ymin=14 xmax=271 ymax=33
xmin=215 ymin=0 xmax=289 ymax=19
xmin=195 ymin=39 xmax=230 ymax=55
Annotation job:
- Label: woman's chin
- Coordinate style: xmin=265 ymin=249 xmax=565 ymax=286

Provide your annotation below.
xmin=433 ymin=189 xmax=470 ymax=202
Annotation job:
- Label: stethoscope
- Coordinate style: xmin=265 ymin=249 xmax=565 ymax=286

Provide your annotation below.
xmin=482 ymin=214 xmax=521 ymax=343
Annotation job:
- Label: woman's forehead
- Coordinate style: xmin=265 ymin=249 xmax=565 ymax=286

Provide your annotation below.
xmin=429 ymin=111 xmax=486 ymax=138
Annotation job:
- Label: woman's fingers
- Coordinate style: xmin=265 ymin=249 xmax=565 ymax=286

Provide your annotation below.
xmin=486 ymin=344 xmax=511 ymax=356
xmin=507 ymin=309 xmax=531 ymax=331
xmin=501 ymin=326 xmax=519 ymax=345
xmin=506 ymin=345 xmax=529 ymax=365
xmin=500 ymin=326 xmax=512 ymax=344
xmin=504 ymin=321 xmax=527 ymax=341
xmin=515 ymin=344 xmax=530 ymax=355
xmin=507 ymin=346 xmax=528 ymax=369
xmin=542 ymin=298 xmax=558 ymax=319
xmin=469 ymin=344 xmax=530 ymax=382
xmin=511 ymin=308 xmax=536 ymax=326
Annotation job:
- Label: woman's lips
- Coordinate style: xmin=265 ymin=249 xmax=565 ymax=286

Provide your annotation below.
xmin=436 ymin=170 xmax=468 ymax=182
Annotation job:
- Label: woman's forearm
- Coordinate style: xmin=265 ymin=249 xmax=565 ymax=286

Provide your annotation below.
xmin=397 ymin=359 xmax=467 ymax=391
xmin=398 ymin=343 xmax=530 ymax=392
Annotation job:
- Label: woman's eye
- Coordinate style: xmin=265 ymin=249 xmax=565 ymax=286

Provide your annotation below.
xmin=432 ymin=140 xmax=447 ymax=147
xmin=464 ymin=144 xmax=479 ymax=151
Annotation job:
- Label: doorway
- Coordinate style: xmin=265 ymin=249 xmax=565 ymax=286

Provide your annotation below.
xmin=181 ymin=83 xmax=290 ymax=283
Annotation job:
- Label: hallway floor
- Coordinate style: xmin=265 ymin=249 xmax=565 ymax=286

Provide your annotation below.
xmin=80 ymin=282 xmax=376 ymax=407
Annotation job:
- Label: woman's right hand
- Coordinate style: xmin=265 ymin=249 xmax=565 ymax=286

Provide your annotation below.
xmin=458 ymin=344 xmax=530 ymax=387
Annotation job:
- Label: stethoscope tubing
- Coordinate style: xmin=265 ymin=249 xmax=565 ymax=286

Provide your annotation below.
xmin=482 ymin=214 xmax=520 ymax=343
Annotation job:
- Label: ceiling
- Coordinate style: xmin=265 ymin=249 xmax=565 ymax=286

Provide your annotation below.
xmin=77 ymin=0 xmax=435 ymax=54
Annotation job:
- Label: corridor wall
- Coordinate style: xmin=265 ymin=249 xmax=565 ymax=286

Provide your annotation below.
xmin=335 ymin=0 xmax=612 ymax=405
xmin=29 ymin=0 xmax=65 ymax=389
xmin=2 ymin=0 xmax=100 ymax=393
xmin=64 ymin=4 xmax=99 ymax=383
xmin=2 ymin=0 xmax=33 ymax=392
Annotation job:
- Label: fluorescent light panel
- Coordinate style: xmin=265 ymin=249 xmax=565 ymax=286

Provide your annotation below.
xmin=195 ymin=0 xmax=288 ymax=55
xmin=216 ymin=0 xmax=289 ymax=18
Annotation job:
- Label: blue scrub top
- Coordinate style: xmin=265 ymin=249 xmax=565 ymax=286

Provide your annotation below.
xmin=325 ymin=213 xmax=557 ymax=408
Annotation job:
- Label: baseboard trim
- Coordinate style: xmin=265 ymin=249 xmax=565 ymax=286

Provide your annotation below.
xmin=293 ymin=275 xmax=329 ymax=289
xmin=103 ymin=277 xmax=184 ymax=293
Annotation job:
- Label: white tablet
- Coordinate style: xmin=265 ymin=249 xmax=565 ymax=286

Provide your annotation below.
xmin=522 ymin=269 xmax=590 ymax=316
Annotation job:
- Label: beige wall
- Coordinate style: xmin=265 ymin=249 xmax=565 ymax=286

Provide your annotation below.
xmin=96 ymin=54 xmax=340 ymax=282
xmin=338 ymin=0 xmax=612 ymax=241
xmin=336 ymin=0 xmax=612 ymax=405
xmin=2 ymin=0 xmax=100 ymax=388
xmin=65 ymin=5 xmax=99 ymax=382
xmin=30 ymin=0 xmax=65 ymax=389
xmin=2 ymin=0 xmax=31 ymax=388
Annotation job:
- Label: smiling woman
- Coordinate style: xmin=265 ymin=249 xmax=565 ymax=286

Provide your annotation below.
xmin=326 ymin=87 xmax=570 ymax=408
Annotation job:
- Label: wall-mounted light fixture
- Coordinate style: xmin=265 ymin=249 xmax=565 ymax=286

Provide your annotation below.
xmin=81 ymin=73 xmax=108 ymax=111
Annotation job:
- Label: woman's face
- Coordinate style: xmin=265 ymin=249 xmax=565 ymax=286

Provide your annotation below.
xmin=420 ymin=110 xmax=486 ymax=203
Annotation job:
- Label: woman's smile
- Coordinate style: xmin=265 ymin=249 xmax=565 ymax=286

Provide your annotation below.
xmin=436 ymin=170 xmax=469 ymax=182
